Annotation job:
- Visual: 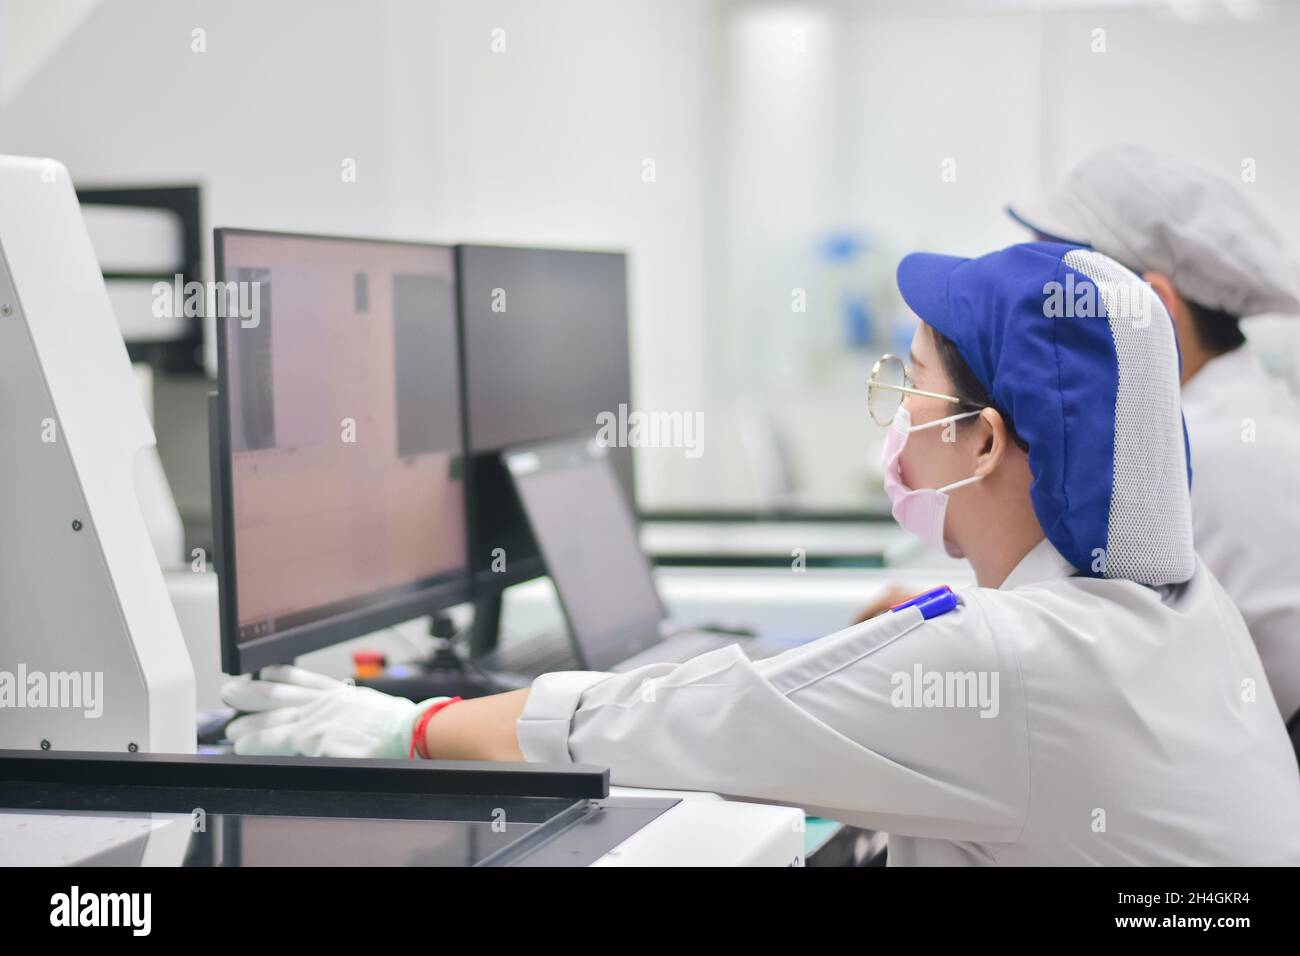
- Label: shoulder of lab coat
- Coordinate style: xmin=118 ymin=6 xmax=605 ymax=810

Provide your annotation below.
xmin=1181 ymin=346 xmax=1300 ymax=719
xmin=517 ymin=595 xmax=1031 ymax=843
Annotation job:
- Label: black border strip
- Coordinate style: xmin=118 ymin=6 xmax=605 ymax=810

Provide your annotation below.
xmin=0 ymin=749 xmax=609 ymax=800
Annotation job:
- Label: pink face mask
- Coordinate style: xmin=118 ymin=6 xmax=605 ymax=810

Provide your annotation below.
xmin=881 ymin=406 xmax=982 ymax=557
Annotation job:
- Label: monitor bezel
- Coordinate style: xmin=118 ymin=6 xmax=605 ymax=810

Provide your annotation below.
xmin=212 ymin=227 xmax=473 ymax=674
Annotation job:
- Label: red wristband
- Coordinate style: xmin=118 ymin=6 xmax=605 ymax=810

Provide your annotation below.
xmin=410 ymin=697 xmax=463 ymax=759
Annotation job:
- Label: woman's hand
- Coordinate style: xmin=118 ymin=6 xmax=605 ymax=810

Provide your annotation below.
xmin=221 ymin=666 xmax=532 ymax=761
xmin=221 ymin=665 xmax=445 ymax=759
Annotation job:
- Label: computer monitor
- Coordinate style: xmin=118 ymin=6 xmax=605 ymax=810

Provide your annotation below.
xmin=211 ymin=229 xmax=470 ymax=673
xmin=454 ymin=245 xmax=633 ymax=599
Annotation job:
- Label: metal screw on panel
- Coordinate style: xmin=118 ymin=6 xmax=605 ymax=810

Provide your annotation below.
xmin=40 ymin=739 xmax=51 ymax=750
xmin=1 ymin=304 xmax=11 ymax=316
xmin=71 ymin=519 xmax=82 ymax=531
xmin=127 ymin=742 xmax=139 ymax=753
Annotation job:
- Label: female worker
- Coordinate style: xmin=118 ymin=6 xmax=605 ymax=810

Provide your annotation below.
xmin=224 ymin=242 xmax=1300 ymax=865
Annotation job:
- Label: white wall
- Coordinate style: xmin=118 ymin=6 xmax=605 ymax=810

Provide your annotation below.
xmin=710 ymin=3 xmax=1047 ymax=507
xmin=0 ymin=0 xmax=718 ymax=506
xmin=5 ymin=0 xmax=1300 ymax=510
xmin=0 ymin=0 xmax=98 ymax=104
xmin=709 ymin=0 xmax=1300 ymax=508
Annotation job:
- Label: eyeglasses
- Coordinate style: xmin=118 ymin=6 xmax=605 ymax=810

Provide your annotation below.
xmin=867 ymin=353 xmax=973 ymax=426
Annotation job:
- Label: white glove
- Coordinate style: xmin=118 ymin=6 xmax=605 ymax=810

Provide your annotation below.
xmin=220 ymin=665 xmax=450 ymax=759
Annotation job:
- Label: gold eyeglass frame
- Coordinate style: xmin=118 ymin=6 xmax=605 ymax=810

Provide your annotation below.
xmin=867 ymin=353 xmax=967 ymax=426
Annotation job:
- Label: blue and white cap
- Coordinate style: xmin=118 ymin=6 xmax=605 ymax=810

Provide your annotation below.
xmin=896 ymin=241 xmax=1195 ymax=586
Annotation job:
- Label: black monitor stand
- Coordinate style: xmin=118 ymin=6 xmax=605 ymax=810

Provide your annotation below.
xmin=469 ymin=595 xmax=504 ymax=658
xmin=355 ymin=613 xmax=508 ymax=701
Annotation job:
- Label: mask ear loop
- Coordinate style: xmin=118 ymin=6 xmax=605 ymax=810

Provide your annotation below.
xmin=906 ymin=408 xmax=983 ymax=433
xmin=907 ymin=408 xmax=986 ymax=495
xmin=936 ymin=473 xmax=982 ymax=494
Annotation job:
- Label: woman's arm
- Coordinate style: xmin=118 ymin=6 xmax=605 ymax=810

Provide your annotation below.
xmin=504 ymin=605 xmax=1026 ymax=838
xmin=420 ymin=688 xmax=531 ymax=761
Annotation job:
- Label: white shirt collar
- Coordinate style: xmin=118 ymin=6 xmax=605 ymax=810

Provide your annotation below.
xmin=1181 ymin=345 xmax=1266 ymax=405
xmin=999 ymin=537 xmax=1079 ymax=591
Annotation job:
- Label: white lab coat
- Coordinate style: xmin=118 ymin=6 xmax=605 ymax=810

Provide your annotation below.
xmin=517 ymin=538 xmax=1300 ymax=865
xmin=1181 ymin=346 xmax=1300 ymax=724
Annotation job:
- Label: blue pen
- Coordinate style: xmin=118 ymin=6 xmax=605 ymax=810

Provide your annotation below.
xmin=890 ymin=584 xmax=959 ymax=620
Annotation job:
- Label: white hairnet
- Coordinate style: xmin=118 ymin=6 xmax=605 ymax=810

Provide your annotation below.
xmin=1008 ymin=144 xmax=1300 ymax=318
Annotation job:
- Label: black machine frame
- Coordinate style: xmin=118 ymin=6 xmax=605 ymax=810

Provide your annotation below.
xmin=0 ymin=750 xmax=687 ymax=868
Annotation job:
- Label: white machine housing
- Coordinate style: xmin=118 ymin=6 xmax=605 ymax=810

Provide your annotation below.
xmin=598 ymin=789 xmax=805 ymax=866
xmin=0 ymin=154 xmax=195 ymax=753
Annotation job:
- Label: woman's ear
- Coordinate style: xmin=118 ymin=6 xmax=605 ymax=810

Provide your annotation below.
xmin=972 ymin=407 xmax=1010 ymax=479
xmin=1143 ymin=271 xmax=1181 ymax=320
xmin=1143 ymin=271 xmax=1199 ymax=378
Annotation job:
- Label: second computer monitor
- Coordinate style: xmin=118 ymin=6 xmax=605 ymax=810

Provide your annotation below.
xmin=455 ymin=245 xmax=633 ymax=591
xmin=212 ymin=229 xmax=470 ymax=673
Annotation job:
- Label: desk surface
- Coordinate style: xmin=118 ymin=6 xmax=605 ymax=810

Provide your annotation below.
xmin=641 ymin=520 xmax=906 ymax=561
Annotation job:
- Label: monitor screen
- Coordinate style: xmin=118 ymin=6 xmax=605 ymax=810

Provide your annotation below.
xmin=506 ymin=438 xmax=664 ymax=671
xmin=213 ymin=230 xmax=469 ymax=672
xmin=456 ymin=245 xmax=629 ymax=453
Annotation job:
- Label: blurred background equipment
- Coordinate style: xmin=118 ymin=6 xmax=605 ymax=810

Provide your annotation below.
xmin=76 ymin=184 xmax=204 ymax=570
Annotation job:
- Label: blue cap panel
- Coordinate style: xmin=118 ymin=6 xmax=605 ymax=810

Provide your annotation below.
xmin=896 ymin=242 xmax=1192 ymax=584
